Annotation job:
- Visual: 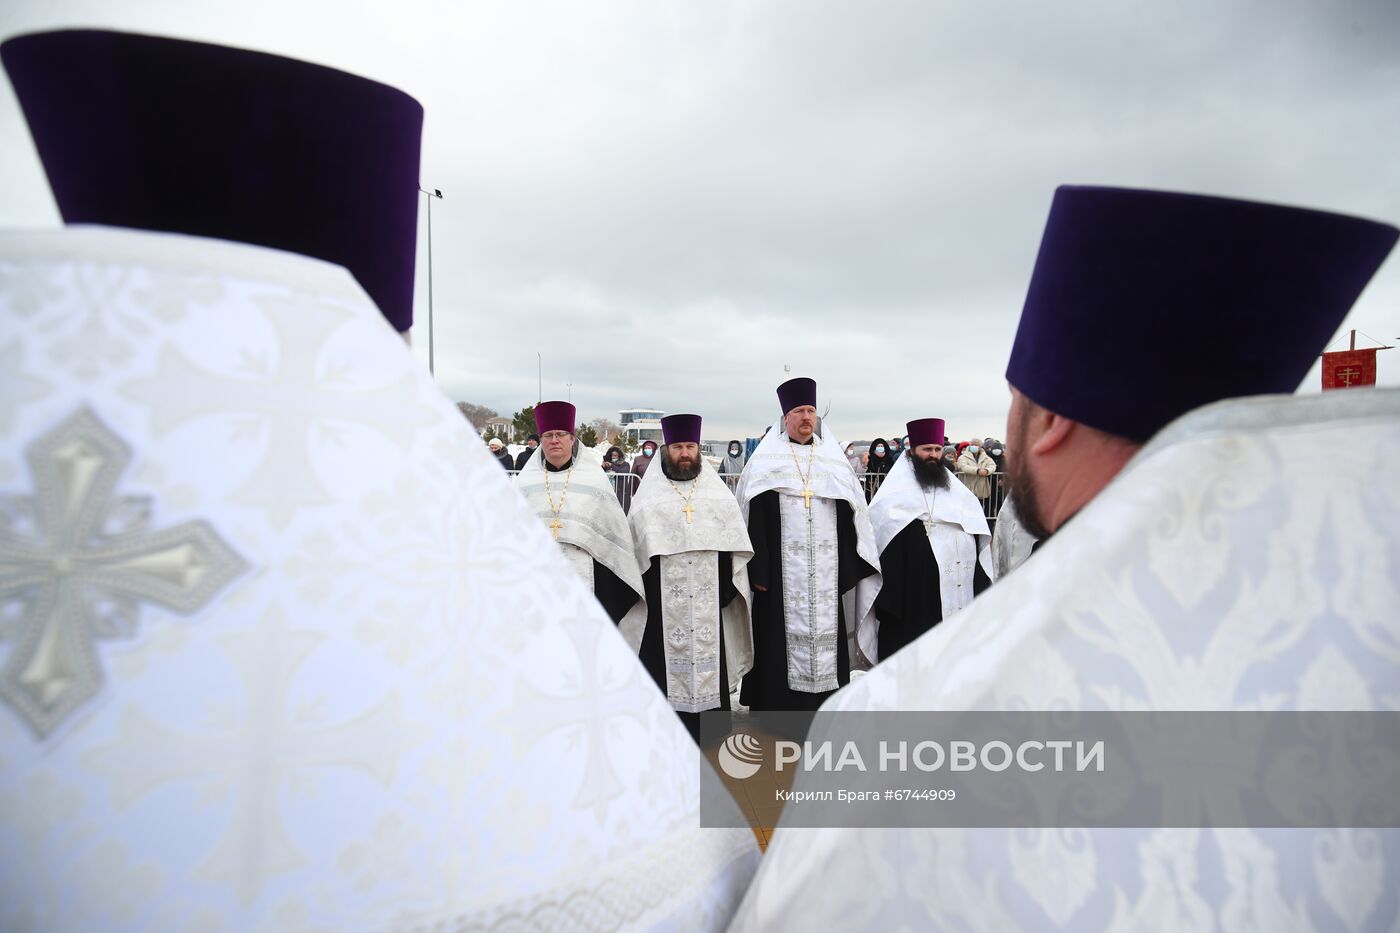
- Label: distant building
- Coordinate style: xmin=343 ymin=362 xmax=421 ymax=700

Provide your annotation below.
xmin=619 ymin=407 xmax=665 ymax=446
xmin=483 ymin=416 xmax=513 ymax=441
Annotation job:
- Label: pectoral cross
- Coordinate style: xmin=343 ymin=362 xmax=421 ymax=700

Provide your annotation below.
xmin=549 ymin=517 xmax=563 ymax=540
xmin=802 ymin=487 xmax=813 ymax=509
xmin=682 ymin=503 xmax=695 ymax=524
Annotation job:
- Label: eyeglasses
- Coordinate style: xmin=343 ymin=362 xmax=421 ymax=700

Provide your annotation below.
xmin=541 ymin=431 xmax=571 ymax=441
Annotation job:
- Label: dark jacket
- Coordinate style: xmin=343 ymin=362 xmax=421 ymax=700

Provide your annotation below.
xmin=602 ymin=445 xmax=635 ymax=511
xmin=866 ymin=438 xmax=894 ymax=476
xmin=514 ymin=446 xmax=537 ymax=470
xmin=632 ymin=445 xmax=657 ymax=479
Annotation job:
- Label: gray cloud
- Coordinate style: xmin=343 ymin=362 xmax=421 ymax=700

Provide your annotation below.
xmin=3 ymin=0 xmax=1398 ymax=442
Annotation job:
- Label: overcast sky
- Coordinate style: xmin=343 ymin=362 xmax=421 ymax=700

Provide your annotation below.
xmin=3 ymin=0 xmax=1398 ymax=443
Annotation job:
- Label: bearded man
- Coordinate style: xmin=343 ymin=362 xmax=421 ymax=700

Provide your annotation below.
xmin=628 ymin=415 xmax=754 ymax=739
xmin=862 ymin=417 xmax=992 ymax=663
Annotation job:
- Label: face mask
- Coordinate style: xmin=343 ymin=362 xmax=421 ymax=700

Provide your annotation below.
xmin=731 ymin=448 xmax=740 ymax=456
xmin=991 ymin=448 xmax=1003 ymax=456
xmin=610 ymin=455 xmax=620 ymax=461
xmin=969 ymin=446 xmax=979 ymax=453
xmin=643 ymin=447 xmax=654 ymax=457
xmin=875 ymin=446 xmax=886 ymax=455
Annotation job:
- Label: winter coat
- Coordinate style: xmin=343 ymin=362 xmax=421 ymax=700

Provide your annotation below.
xmin=956 ymin=448 xmax=997 ymax=499
xmin=601 ymin=445 xmax=635 ymax=512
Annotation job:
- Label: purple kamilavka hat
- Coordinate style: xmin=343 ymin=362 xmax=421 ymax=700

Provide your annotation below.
xmin=776 ymin=377 xmax=816 ymax=414
xmin=1 ymin=29 xmax=425 ymax=332
xmin=906 ymin=418 xmax=946 ymax=448
xmin=661 ymin=414 xmax=702 ymax=445
xmin=533 ymin=401 xmax=576 ymax=435
xmin=1005 ymin=185 xmax=1397 ymax=442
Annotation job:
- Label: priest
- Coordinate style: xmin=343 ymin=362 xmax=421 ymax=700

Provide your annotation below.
xmin=736 ymin=377 xmax=881 ymax=710
xmin=0 ymin=30 xmax=757 ymax=930
xmin=729 ymin=186 xmax=1399 ymax=930
xmin=862 ymin=417 xmax=993 ymax=663
xmin=516 ymin=400 xmax=646 ymax=647
xmin=628 ymin=414 xmax=754 ymax=739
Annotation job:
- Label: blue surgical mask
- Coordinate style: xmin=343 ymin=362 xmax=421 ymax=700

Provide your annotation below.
xmin=875 ymin=446 xmax=886 ymax=454
xmin=969 ymin=445 xmax=980 ymax=453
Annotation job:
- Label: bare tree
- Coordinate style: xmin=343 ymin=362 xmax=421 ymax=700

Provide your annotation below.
xmin=455 ymin=401 xmax=498 ymax=431
xmin=589 ymin=417 xmax=622 ymax=447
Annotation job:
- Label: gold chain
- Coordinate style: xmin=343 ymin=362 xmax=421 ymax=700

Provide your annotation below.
xmin=788 ymin=437 xmax=816 ymax=488
xmin=666 ymin=472 xmax=699 ymax=513
xmin=542 ymin=460 xmax=574 ymax=536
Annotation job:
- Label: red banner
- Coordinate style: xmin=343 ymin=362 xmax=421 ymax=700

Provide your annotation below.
xmin=1321 ymin=349 xmax=1379 ymax=390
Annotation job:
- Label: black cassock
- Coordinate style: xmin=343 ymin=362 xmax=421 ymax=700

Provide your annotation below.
xmin=638 ymin=552 xmax=740 ymax=741
xmin=740 ymin=490 xmax=878 ymax=711
xmin=546 ymin=458 xmax=641 ymax=624
xmin=874 ymin=519 xmax=991 ymax=661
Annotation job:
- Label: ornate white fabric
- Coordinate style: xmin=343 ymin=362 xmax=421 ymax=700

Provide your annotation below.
xmin=863 ymin=455 xmax=994 ymax=662
xmin=658 ymin=552 xmax=722 ymax=713
xmin=0 ymin=227 xmax=758 ymax=931
xmin=991 ymin=493 xmax=1039 ymax=579
xmin=736 ymin=419 xmax=882 ymax=670
xmin=516 ymin=446 xmax=648 ymax=652
xmin=779 ymin=493 xmax=841 ymax=692
xmin=561 ymin=542 xmax=596 ymax=591
xmin=927 ymin=522 xmax=977 ymax=620
xmin=628 ymin=459 xmax=754 ymax=711
xmin=732 ymin=387 xmax=1400 ymax=932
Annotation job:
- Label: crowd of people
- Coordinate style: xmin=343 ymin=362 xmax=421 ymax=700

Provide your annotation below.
xmin=487 ymin=424 xmax=1011 ymax=512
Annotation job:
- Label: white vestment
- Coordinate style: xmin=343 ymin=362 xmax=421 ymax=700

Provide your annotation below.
xmin=515 ymin=446 xmax=648 ymax=652
xmin=736 ymin=420 xmax=882 ymax=686
xmin=732 ymin=387 xmax=1400 ymax=932
xmin=991 ymin=493 xmax=1040 ymax=578
xmin=628 ymin=459 xmax=754 ymax=712
xmin=0 ymin=228 xmax=758 ymax=931
xmin=864 ymin=454 xmax=994 ymax=662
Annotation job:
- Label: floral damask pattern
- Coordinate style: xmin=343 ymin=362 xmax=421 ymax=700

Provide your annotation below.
xmin=734 ymin=389 xmax=1400 ymax=931
xmin=0 ymin=228 xmax=758 ymax=931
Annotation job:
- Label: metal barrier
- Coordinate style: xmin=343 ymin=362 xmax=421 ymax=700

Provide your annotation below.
xmin=505 ymin=466 xmax=1009 ymax=521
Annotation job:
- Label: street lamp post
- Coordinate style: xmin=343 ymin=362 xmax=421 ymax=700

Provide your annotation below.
xmin=419 ymin=186 xmax=443 ymax=376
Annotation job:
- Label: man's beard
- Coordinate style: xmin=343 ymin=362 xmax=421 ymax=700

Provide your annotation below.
xmin=1005 ymin=403 xmax=1051 ymax=540
xmin=912 ymin=453 xmax=950 ymax=490
xmin=661 ymin=451 xmax=702 ymax=481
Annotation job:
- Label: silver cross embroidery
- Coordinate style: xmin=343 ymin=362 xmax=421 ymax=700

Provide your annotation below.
xmin=0 ymin=408 xmax=247 ymax=737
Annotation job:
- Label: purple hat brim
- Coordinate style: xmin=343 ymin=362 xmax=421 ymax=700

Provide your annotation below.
xmin=906 ymin=418 xmax=946 ymax=448
xmin=777 ymin=377 xmax=817 ymax=414
xmin=661 ymin=414 xmax=702 ymax=446
xmin=533 ymin=401 xmax=576 ymax=436
xmin=1006 ymin=186 xmax=1398 ymax=442
xmin=1 ymin=29 xmax=424 ymax=332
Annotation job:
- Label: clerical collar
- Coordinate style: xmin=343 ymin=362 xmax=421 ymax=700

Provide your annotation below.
xmin=787 ymin=436 xmax=816 ymax=446
xmin=544 ymin=458 xmax=573 ymax=472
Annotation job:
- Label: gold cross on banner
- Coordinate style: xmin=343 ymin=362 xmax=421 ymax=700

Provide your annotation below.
xmin=549 ymin=517 xmax=563 ymax=540
xmin=802 ymin=487 xmax=813 ymax=509
xmin=682 ymin=503 xmax=696 ymax=524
